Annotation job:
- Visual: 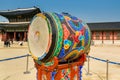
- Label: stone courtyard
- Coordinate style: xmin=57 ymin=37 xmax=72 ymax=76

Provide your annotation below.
xmin=0 ymin=41 xmax=120 ymax=80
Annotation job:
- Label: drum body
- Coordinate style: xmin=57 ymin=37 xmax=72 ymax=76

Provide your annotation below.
xmin=28 ymin=13 xmax=91 ymax=63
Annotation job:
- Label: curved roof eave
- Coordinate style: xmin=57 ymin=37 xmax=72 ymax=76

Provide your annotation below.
xmin=0 ymin=22 xmax=29 ymax=28
xmin=87 ymin=22 xmax=120 ymax=31
xmin=0 ymin=7 xmax=41 ymax=17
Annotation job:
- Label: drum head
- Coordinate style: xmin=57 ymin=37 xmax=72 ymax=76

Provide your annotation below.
xmin=28 ymin=15 xmax=49 ymax=60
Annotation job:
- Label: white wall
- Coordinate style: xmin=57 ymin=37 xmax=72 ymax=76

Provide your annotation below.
xmin=103 ymin=40 xmax=113 ymax=45
xmin=93 ymin=40 xmax=102 ymax=45
xmin=114 ymin=40 xmax=120 ymax=45
xmin=93 ymin=40 xmax=120 ymax=46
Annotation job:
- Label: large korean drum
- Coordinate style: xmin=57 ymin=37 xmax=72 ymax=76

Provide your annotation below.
xmin=28 ymin=12 xmax=91 ymax=63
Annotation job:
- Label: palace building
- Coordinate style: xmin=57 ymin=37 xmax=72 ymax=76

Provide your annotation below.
xmin=0 ymin=7 xmax=120 ymax=45
xmin=0 ymin=7 xmax=41 ymax=41
xmin=88 ymin=22 xmax=120 ymax=45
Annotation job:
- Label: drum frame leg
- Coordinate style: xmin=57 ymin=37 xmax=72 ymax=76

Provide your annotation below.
xmin=35 ymin=54 xmax=86 ymax=80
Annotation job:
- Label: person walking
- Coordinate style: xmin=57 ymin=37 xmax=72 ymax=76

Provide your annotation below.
xmin=7 ymin=39 xmax=10 ymax=47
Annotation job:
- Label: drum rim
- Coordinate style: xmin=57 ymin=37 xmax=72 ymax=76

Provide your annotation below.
xmin=40 ymin=12 xmax=57 ymax=62
xmin=42 ymin=12 xmax=63 ymax=62
xmin=49 ymin=13 xmax=63 ymax=58
xmin=28 ymin=13 xmax=50 ymax=60
xmin=28 ymin=13 xmax=63 ymax=62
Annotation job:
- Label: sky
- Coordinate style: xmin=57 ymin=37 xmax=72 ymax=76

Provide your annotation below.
xmin=0 ymin=0 xmax=120 ymax=23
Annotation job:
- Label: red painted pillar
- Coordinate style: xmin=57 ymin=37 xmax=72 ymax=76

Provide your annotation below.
xmin=2 ymin=33 xmax=7 ymax=41
xmin=14 ymin=32 xmax=16 ymax=41
xmin=100 ymin=31 xmax=102 ymax=40
xmin=102 ymin=31 xmax=104 ymax=44
xmin=103 ymin=32 xmax=106 ymax=40
xmin=24 ymin=32 xmax=27 ymax=41
xmin=112 ymin=31 xmax=114 ymax=44
xmin=92 ymin=31 xmax=96 ymax=40
xmin=110 ymin=31 xmax=113 ymax=40
xmin=20 ymin=33 xmax=23 ymax=41
xmin=114 ymin=31 xmax=117 ymax=40
xmin=0 ymin=33 xmax=2 ymax=41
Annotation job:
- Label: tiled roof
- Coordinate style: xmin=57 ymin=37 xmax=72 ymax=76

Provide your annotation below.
xmin=88 ymin=22 xmax=120 ymax=31
xmin=0 ymin=7 xmax=41 ymax=18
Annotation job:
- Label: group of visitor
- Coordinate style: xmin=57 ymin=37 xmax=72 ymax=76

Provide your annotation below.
xmin=4 ymin=39 xmax=23 ymax=47
xmin=4 ymin=39 xmax=11 ymax=47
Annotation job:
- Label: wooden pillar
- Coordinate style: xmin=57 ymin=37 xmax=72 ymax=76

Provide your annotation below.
xmin=20 ymin=33 xmax=23 ymax=41
xmin=114 ymin=31 xmax=117 ymax=40
xmin=103 ymin=32 xmax=106 ymax=40
xmin=24 ymin=32 xmax=27 ymax=41
xmin=102 ymin=31 xmax=104 ymax=44
xmin=0 ymin=33 xmax=2 ymax=41
xmin=110 ymin=31 xmax=113 ymax=40
xmin=92 ymin=31 xmax=96 ymax=40
xmin=2 ymin=33 xmax=5 ymax=41
xmin=14 ymin=32 xmax=16 ymax=41
xmin=112 ymin=31 xmax=114 ymax=44
xmin=100 ymin=31 xmax=102 ymax=40
xmin=2 ymin=33 xmax=7 ymax=41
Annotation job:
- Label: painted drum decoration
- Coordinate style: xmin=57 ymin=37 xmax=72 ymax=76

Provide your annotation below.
xmin=28 ymin=12 xmax=91 ymax=63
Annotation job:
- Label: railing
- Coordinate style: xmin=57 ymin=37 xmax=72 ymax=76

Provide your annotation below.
xmin=0 ymin=54 xmax=31 ymax=74
xmin=0 ymin=54 xmax=120 ymax=80
xmin=86 ymin=55 xmax=120 ymax=80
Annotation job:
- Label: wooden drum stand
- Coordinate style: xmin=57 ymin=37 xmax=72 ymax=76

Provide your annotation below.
xmin=34 ymin=54 xmax=86 ymax=80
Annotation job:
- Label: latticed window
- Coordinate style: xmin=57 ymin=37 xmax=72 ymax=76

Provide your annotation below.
xmin=105 ymin=32 xmax=110 ymax=40
xmin=95 ymin=32 xmax=100 ymax=40
xmin=117 ymin=31 xmax=120 ymax=40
